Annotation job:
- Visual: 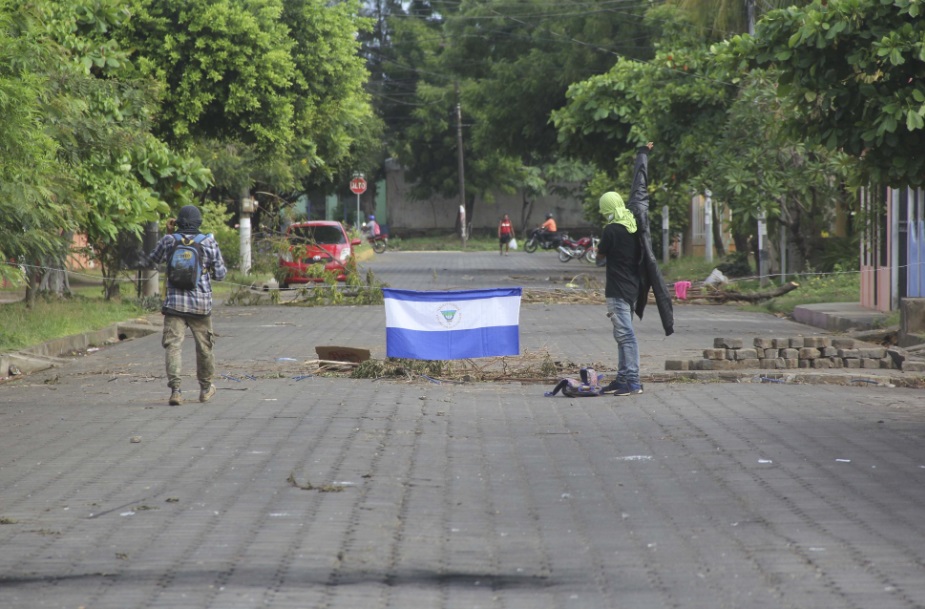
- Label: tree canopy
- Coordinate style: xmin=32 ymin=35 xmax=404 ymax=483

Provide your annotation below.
xmin=726 ymin=0 xmax=925 ymax=187
xmin=552 ymin=4 xmax=858 ymax=269
xmin=0 ymin=0 xmax=380 ymax=298
xmin=552 ymin=7 xmax=735 ymax=224
xmin=373 ymin=0 xmax=654 ymax=228
xmin=0 ymin=2 xmax=71 ymax=288
xmin=120 ymin=0 xmax=379 ymax=196
xmin=3 ymin=0 xmax=921 ymax=296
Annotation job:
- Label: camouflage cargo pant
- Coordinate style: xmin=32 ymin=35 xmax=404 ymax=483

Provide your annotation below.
xmin=162 ymin=314 xmax=215 ymax=391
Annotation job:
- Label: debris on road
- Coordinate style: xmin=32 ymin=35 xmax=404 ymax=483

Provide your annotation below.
xmin=315 ymin=346 xmax=370 ymax=363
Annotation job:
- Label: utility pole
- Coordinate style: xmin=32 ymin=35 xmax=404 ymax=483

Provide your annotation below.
xmin=704 ymin=190 xmax=714 ymax=264
xmin=240 ymin=190 xmax=255 ymax=275
xmin=780 ymin=212 xmax=788 ymax=283
xmin=455 ymin=81 xmax=467 ymax=246
xmin=757 ymin=209 xmax=769 ymax=287
xmin=662 ymin=205 xmax=670 ymax=264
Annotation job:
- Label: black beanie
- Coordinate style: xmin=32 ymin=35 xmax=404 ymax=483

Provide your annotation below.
xmin=176 ymin=205 xmax=203 ymax=234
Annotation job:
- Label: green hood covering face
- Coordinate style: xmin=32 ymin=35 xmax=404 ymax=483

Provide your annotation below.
xmin=599 ymin=191 xmax=637 ymax=234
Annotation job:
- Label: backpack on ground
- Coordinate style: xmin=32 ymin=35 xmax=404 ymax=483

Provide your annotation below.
xmin=545 ymin=367 xmax=604 ymax=397
xmin=166 ymin=233 xmax=207 ymax=290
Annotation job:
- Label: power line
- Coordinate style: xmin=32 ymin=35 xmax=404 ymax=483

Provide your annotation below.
xmin=365 ymin=2 xmax=740 ymax=89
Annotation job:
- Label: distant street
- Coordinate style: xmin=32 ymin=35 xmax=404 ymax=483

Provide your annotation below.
xmin=358 ymin=246 xmax=607 ymax=290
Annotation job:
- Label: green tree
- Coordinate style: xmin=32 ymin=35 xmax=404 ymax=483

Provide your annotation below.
xmin=553 ymin=4 xmax=858 ymax=270
xmin=0 ymin=0 xmax=208 ymax=302
xmin=670 ymin=0 xmax=802 ymax=40
xmin=122 ymin=0 xmax=379 ymax=211
xmin=397 ymin=76 xmax=523 ymax=232
xmin=122 ymin=0 xmax=297 ymax=190
xmin=356 ymin=0 xmax=431 ymax=214
xmin=552 ymin=6 xmax=735 ymax=238
xmin=379 ymin=0 xmax=655 ymax=233
xmin=442 ymin=0 xmax=653 ymax=163
xmin=0 ymin=2 xmax=73 ymax=296
xmin=42 ymin=0 xmax=210 ymax=299
xmin=283 ymin=0 xmax=381 ymax=187
xmin=728 ymin=0 xmax=925 ymax=187
xmin=703 ymin=70 xmax=854 ymax=267
xmin=358 ymin=0 xmax=409 ymax=153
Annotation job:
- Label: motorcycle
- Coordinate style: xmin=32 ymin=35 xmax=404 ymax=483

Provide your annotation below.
xmin=583 ymin=237 xmax=600 ymax=264
xmin=523 ymin=228 xmax=563 ymax=253
xmin=366 ymin=233 xmax=388 ymax=254
xmin=362 ymin=223 xmax=388 ymax=253
xmin=557 ymin=235 xmax=598 ymax=263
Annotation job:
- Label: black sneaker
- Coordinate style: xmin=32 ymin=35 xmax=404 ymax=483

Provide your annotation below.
xmin=601 ymin=380 xmax=627 ymax=394
xmin=615 ymin=383 xmax=643 ymax=396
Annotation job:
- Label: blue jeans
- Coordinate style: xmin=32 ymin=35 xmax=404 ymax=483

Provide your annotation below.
xmin=606 ymin=297 xmax=640 ymax=386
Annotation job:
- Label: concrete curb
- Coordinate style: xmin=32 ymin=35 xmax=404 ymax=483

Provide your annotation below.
xmin=642 ymin=369 xmax=925 ymax=389
xmin=792 ymin=302 xmax=891 ymax=332
xmin=1 ymin=319 xmax=160 ymax=378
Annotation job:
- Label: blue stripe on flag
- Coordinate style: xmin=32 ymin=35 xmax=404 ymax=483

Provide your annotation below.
xmin=383 ymin=287 xmax=522 ymax=360
xmin=386 ymin=326 xmax=520 ymax=360
xmin=383 ymin=287 xmax=522 ymax=302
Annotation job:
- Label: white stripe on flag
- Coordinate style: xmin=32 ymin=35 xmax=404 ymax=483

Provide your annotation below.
xmin=385 ymin=294 xmax=519 ymax=332
xmin=383 ymin=288 xmax=521 ymax=360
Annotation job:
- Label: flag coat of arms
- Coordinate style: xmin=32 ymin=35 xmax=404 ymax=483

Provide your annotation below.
xmin=383 ymin=287 xmax=522 ymax=360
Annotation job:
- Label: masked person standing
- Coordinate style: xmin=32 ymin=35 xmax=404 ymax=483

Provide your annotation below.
xmin=597 ymin=192 xmax=644 ymax=396
xmin=148 ymin=205 xmax=227 ymax=406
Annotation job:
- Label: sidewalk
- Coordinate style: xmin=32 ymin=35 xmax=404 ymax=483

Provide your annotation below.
xmin=792 ymin=301 xmax=892 ymax=331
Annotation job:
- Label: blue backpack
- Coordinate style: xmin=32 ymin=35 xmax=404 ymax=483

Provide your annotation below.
xmin=166 ymin=233 xmax=207 ymax=290
xmin=545 ymin=368 xmax=604 ymax=397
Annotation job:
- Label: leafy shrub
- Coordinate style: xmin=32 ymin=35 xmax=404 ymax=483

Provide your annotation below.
xmin=813 ymin=236 xmax=859 ymax=273
xmin=716 ymin=252 xmax=752 ymax=278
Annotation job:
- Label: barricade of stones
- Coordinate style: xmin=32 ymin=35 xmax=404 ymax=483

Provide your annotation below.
xmin=666 ymin=336 xmax=925 ymax=373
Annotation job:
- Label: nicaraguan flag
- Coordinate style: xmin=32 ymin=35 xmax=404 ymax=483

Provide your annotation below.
xmin=383 ymin=287 xmax=522 ymax=360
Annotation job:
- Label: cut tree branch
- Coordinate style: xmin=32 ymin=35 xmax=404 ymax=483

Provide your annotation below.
xmin=712 ymin=281 xmax=800 ymax=303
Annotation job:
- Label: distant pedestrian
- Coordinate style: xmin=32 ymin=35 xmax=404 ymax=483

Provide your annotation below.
xmin=597 ymin=192 xmax=643 ymax=396
xmin=148 ymin=205 xmax=227 ymax=406
xmin=498 ymin=213 xmax=514 ymax=255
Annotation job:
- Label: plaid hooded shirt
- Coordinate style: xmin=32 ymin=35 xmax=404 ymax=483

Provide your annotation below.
xmin=149 ymin=232 xmax=227 ymax=317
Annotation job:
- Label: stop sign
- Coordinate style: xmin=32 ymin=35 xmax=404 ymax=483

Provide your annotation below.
xmin=350 ymin=176 xmax=367 ymax=195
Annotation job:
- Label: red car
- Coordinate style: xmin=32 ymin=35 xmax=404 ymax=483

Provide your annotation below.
xmin=279 ymin=221 xmax=360 ymax=287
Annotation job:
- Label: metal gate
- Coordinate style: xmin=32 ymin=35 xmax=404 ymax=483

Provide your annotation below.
xmin=907 ymin=189 xmax=925 ymax=298
xmin=860 ymin=186 xmax=925 ymax=310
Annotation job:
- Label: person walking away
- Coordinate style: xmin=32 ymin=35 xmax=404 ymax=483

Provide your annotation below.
xmin=148 ymin=205 xmax=227 ymax=406
xmin=498 ymin=213 xmax=514 ymax=255
xmin=597 ymin=192 xmax=644 ymax=396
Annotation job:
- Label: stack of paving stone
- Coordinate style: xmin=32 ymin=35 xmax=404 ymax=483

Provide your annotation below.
xmin=665 ymin=336 xmax=925 ymax=372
